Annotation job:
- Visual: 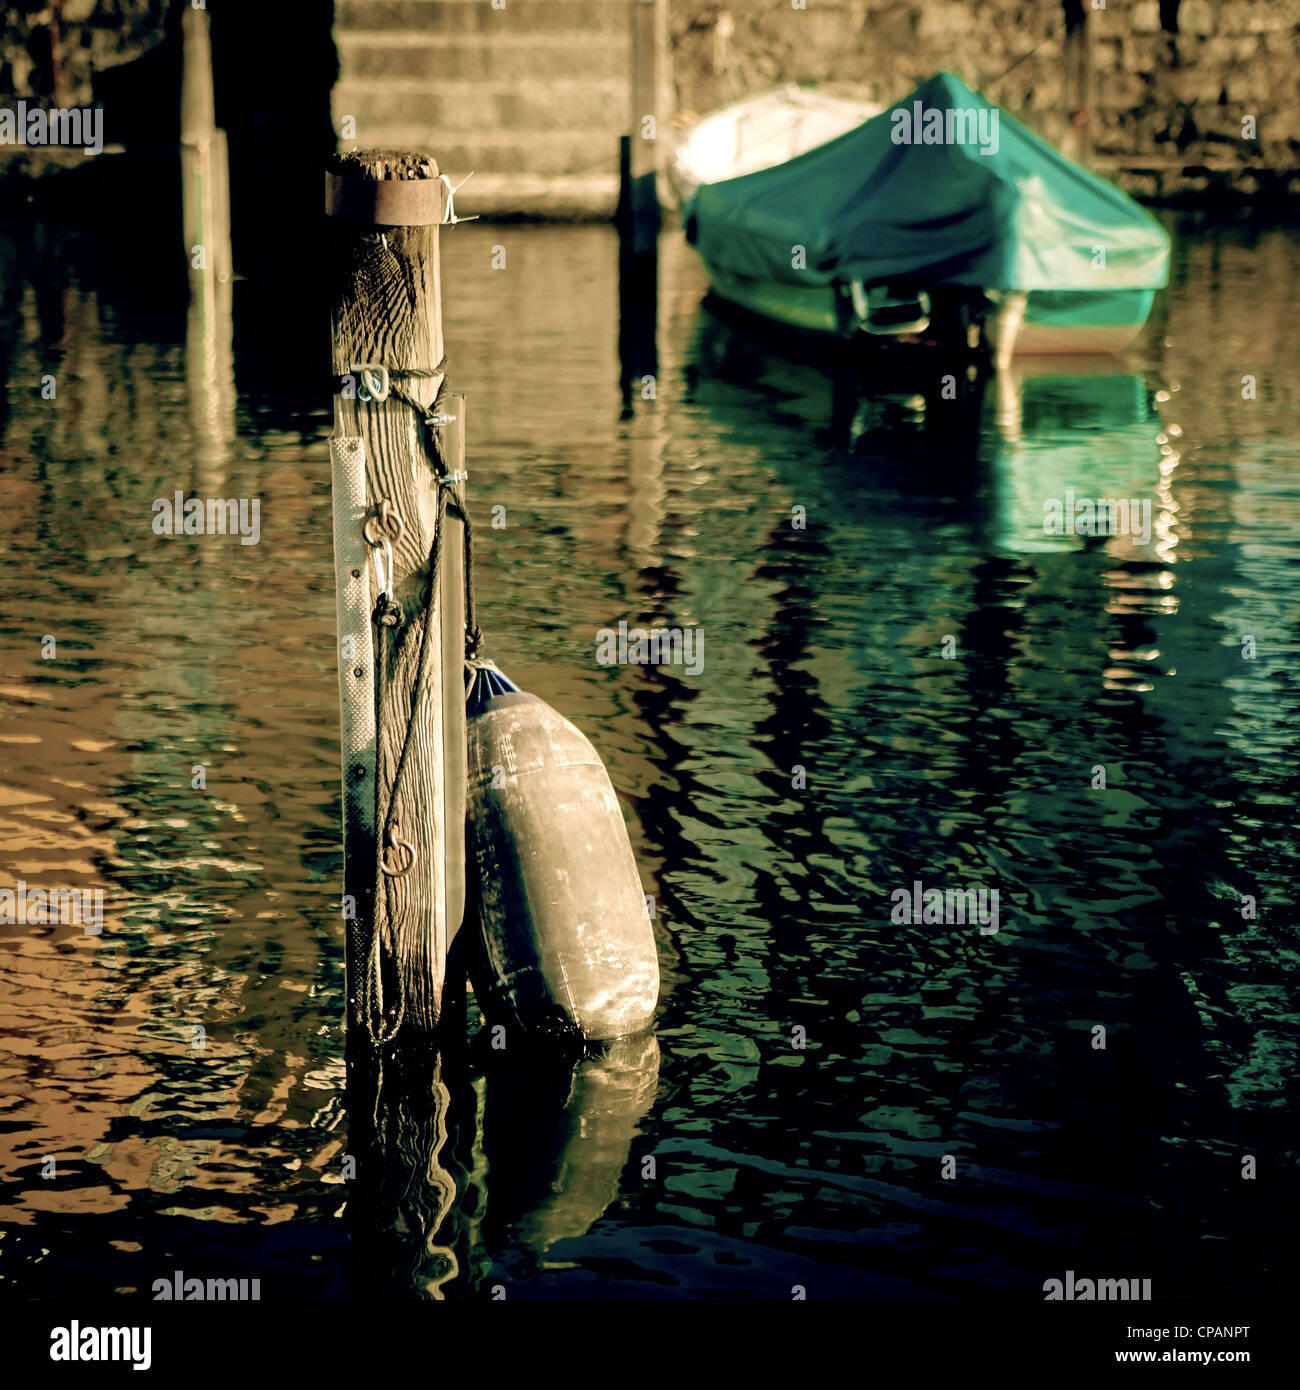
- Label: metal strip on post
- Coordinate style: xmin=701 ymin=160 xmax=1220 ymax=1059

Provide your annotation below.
xmin=441 ymin=394 xmax=468 ymax=955
xmin=331 ymin=435 xmax=378 ymax=831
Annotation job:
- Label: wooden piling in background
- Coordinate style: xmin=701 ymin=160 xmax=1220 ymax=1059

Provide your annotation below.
xmin=621 ymin=0 xmax=664 ymax=259
xmin=326 ymin=151 xmax=463 ymax=1036
xmin=1062 ymin=0 xmax=1093 ymax=166
xmin=618 ymin=1 xmax=665 ymax=413
xmin=180 ymin=5 xmax=232 ymax=284
xmin=180 ymin=2 xmax=234 ymax=563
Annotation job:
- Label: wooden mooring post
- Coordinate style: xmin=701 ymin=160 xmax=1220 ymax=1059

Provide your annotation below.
xmin=618 ymin=0 xmax=668 ymax=411
xmin=180 ymin=4 xmax=232 ymax=284
xmin=619 ymin=0 xmax=665 ymax=260
xmin=326 ymin=151 xmax=466 ymax=1039
xmin=1062 ymin=0 xmax=1093 ymax=166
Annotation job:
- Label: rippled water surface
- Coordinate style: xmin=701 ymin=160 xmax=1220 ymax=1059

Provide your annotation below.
xmin=1 ymin=214 xmax=1297 ymax=1300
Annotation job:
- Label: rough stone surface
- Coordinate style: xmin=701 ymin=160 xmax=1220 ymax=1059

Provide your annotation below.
xmin=3 ymin=0 xmax=1297 ymax=208
xmin=0 ymin=0 xmax=166 ymax=108
xmin=670 ymin=0 xmax=1300 ymax=200
xmin=1179 ymin=0 xmax=1217 ymax=38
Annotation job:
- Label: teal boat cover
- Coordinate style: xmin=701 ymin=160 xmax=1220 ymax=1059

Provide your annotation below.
xmin=684 ymin=72 xmax=1170 ymax=294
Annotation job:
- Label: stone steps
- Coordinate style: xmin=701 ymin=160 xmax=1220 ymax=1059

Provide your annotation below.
xmin=333 ymin=78 xmax=628 ymax=135
xmin=335 ymin=0 xmax=632 ymax=38
xmin=450 ymin=172 xmax=620 ymax=219
xmin=336 ymin=32 xmax=627 ymax=82
xmin=333 ymin=0 xmax=632 ymax=217
xmin=352 ymin=130 xmax=620 ymax=178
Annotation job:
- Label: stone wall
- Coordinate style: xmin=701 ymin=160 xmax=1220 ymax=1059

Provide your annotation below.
xmin=3 ymin=1 xmax=1297 ymax=208
xmin=1 ymin=0 xmax=167 ymax=106
xmin=668 ymin=0 xmax=1300 ymax=198
xmin=0 ymin=0 xmax=171 ymax=182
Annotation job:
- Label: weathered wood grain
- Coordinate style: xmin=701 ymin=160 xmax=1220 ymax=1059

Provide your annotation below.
xmin=328 ymin=149 xmax=456 ymax=1034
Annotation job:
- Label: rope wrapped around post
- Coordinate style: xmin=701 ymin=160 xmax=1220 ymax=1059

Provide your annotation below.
xmin=354 ymin=364 xmax=481 ymax=1045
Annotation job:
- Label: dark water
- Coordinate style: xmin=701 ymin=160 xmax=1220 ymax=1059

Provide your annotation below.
xmin=1 ymin=213 xmax=1296 ymax=1301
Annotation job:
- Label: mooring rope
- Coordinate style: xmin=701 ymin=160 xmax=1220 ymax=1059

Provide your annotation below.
xmin=344 ymin=359 xmax=482 ymax=1046
xmin=384 ymin=360 xmax=483 ymax=661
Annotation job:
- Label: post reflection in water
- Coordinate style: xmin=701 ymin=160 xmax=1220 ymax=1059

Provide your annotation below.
xmin=344 ymin=1032 xmax=661 ymax=1298
xmin=344 ymin=1041 xmax=467 ymax=1300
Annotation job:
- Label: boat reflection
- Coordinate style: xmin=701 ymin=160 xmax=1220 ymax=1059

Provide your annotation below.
xmin=688 ymin=297 xmax=987 ymax=460
xmin=687 ymin=303 xmax=1167 ymax=559
xmin=986 ymin=364 xmax=1169 ymax=560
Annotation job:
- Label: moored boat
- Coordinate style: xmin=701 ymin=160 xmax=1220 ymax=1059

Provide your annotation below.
xmin=670 ymin=85 xmax=881 ymax=204
xmin=680 ymin=72 xmax=1171 ymax=360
